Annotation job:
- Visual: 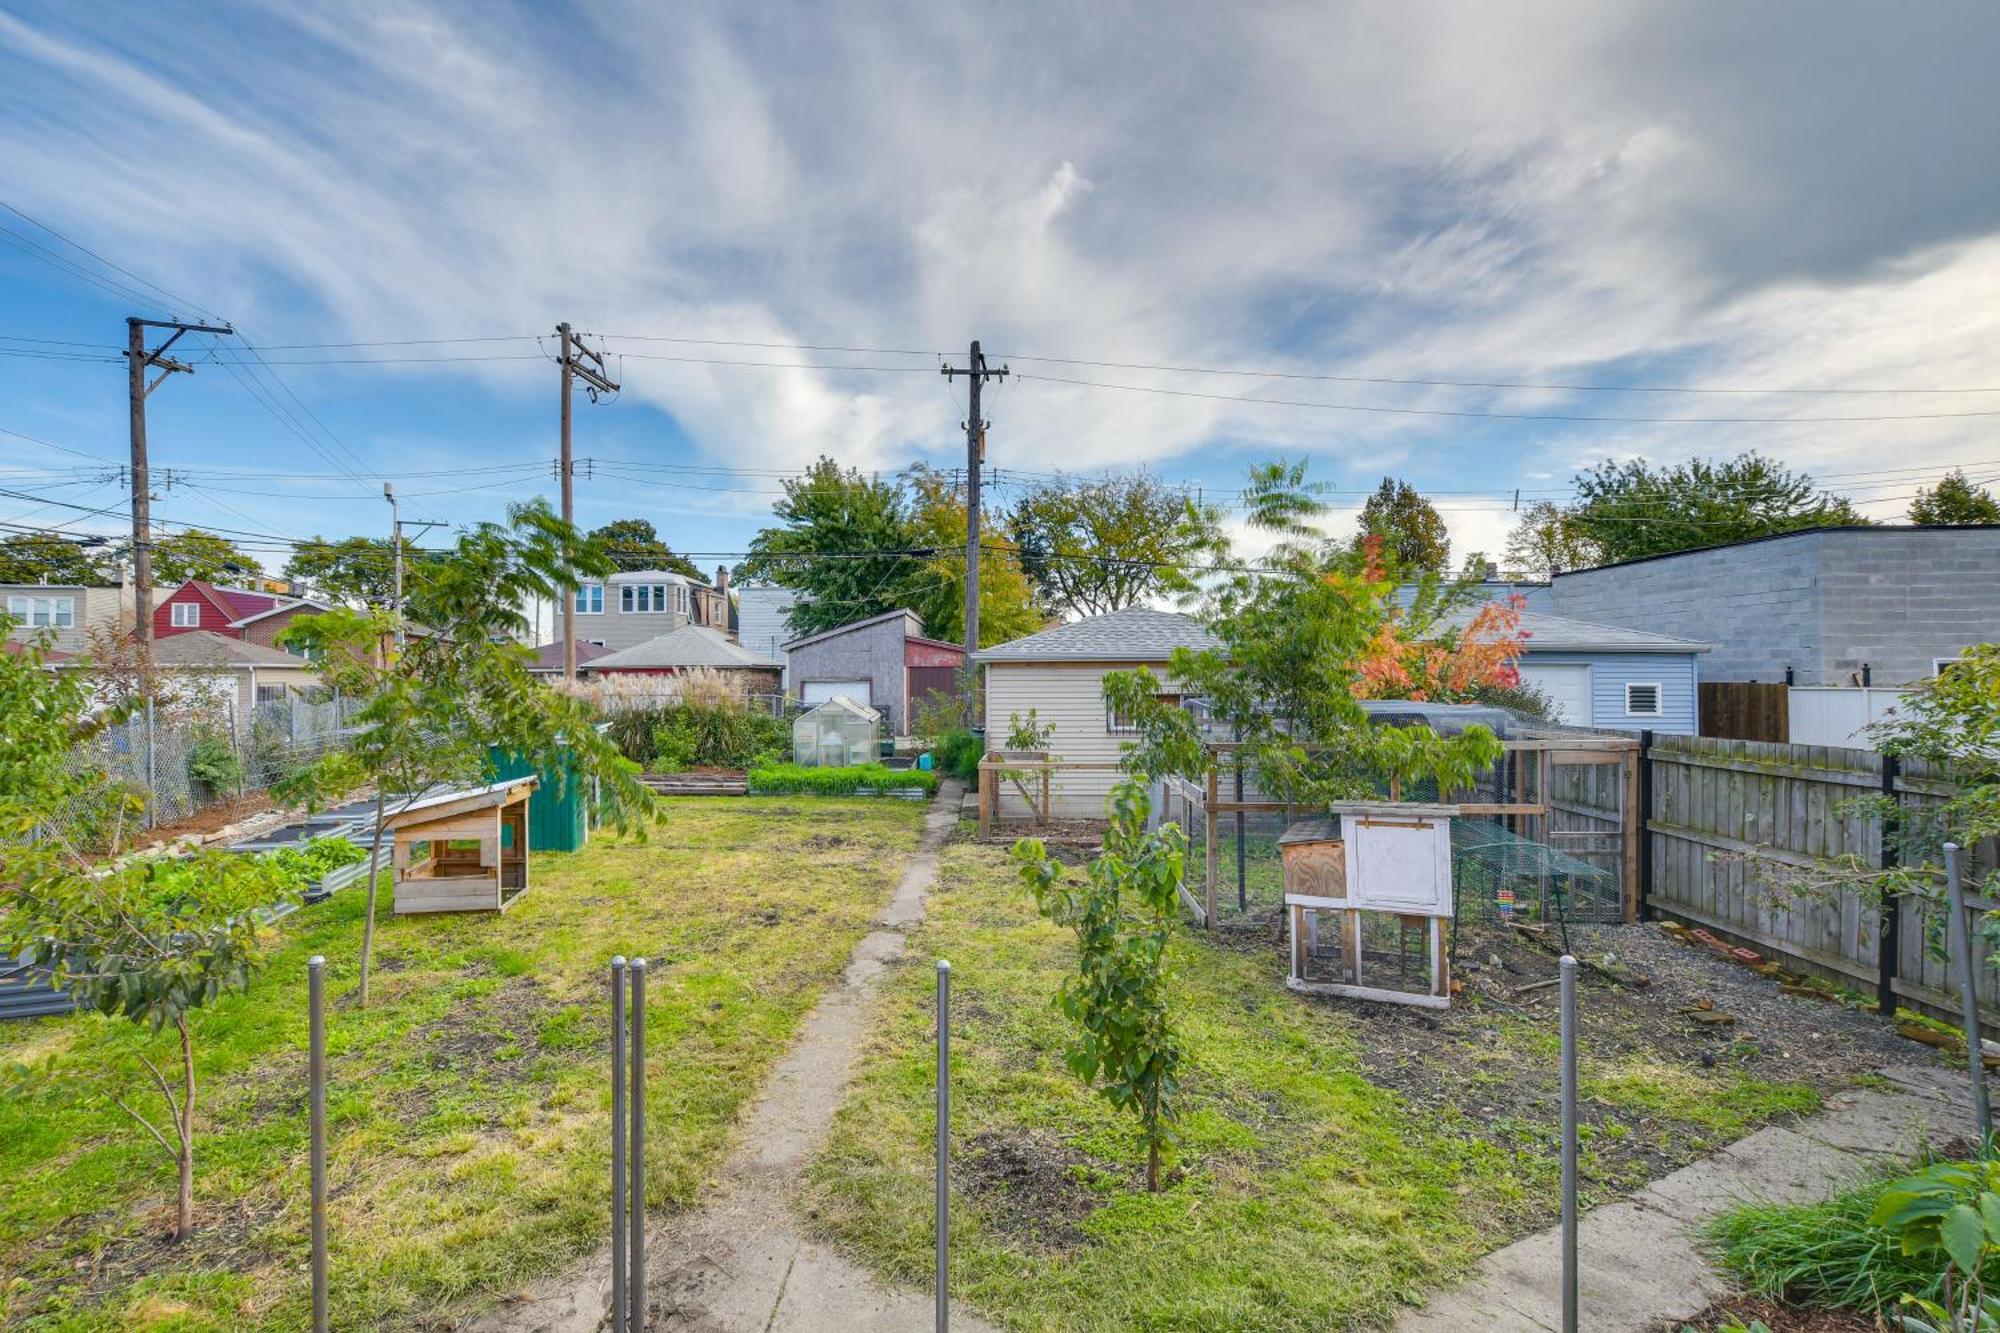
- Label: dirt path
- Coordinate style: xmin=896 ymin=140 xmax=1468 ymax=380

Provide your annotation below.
xmin=1393 ymin=1063 xmax=1977 ymax=1333
xmin=477 ymin=781 xmax=997 ymax=1333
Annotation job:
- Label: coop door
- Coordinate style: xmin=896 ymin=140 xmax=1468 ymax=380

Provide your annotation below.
xmin=1347 ymin=817 xmax=1452 ymax=913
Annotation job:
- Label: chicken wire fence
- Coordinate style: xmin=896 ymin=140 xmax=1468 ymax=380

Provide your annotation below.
xmin=52 ymin=692 xmax=363 ymax=838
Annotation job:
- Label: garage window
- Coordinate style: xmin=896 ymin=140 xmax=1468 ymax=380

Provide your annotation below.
xmin=1625 ymin=682 xmax=1663 ymax=717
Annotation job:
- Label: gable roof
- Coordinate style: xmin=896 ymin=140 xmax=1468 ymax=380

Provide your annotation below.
xmin=782 ymin=608 xmax=925 ymax=652
xmin=973 ymin=607 xmax=1219 ymax=664
xmin=149 ymin=630 xmax=310 ymax=668
xmin=227 ymin=597 xmax=328 ymax=629
xmin=527 ymin=639 xmax=618 ymax=673
xmin=587 ymin=625 xmax=782 ymax=671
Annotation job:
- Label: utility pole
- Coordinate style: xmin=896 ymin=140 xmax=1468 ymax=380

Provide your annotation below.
xmin=127 ymin=316 xmax=235 ymax=684
xmin=384 ymin=483 xmax=402 ymax=646
xmin=556 ymin=322 xmax=618 ymax=680
xmin=940 ymin=341 xmax=1007 ymax=665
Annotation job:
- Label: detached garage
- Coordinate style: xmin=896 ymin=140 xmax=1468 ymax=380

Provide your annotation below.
xmin=783 ymin=610 xmax=968 ymax=735
xmin=1506 ymin=611 xmax=1708 ymax=734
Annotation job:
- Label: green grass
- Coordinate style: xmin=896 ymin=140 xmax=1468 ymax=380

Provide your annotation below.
xmin=804 ymin=839 xmax=1822 ymax=1332
xmin=0 ymin=797 xmax=926 ymax=1331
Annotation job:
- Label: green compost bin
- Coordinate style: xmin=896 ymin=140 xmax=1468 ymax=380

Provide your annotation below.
xmin=488 ymin=747 xmax=588 ymax=853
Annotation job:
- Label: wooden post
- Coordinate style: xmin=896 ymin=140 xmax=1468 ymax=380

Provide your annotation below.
xmin=977 ymin=759 xmax=994 ymax=839
xmin=1204 ymin=765 xmax=1219 ymax=928
xmin=1621 ymin=747 xmax=1641 ymax=922
xmin=1040 ymin=763 xmax=1051 ymax=828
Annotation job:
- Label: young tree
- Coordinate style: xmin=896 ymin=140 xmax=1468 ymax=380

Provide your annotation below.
xmin=0 ymin=618 xmax=284 ymax=1240
xmin=740 ymin=458 xmax=921 ymax=638
xmin=1006 ymin=471 xmax=1228 ymax=617
xmin=1909 ymin=469 xmax=2000 ymax=526
xmin=0 ymin=531 xmax=113 ymax=584
xmin=278 ymin=502 xmax=662 ymax=1008
xmin=1352 ymin=476 xmax=1450 ymax=572
xmin=903 ymin=465 xmax=1043 ymax=648
xmin=1568 ymin=452 xmax=1866 ymax=563
xmin=283 ymin=534 xmax=411 ymax=605
xmin=589 ymin=518 xmax=706 ymax=580
xmin=151 ymin=529 xmax=264 ymax=585
xmin=1014 ymin=781 xmax=1185 ymax=1191
xmin=1502 ymin=500 xmax=1602 ymax=577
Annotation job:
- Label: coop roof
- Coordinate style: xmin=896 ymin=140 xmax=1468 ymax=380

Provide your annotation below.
xmin=381 ymin=777 xmax=538 ymax=829
xmin=973 ymin=607 xmax=1220 ymax=664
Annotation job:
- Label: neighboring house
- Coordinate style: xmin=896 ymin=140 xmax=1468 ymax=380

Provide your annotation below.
xmin=567 ymin=568 xmax=730 ymax=652
xmin=229 ymin=596 xmax=333 ymax=654
xmin=153 ymin=579 xmax=331 ymax=657
xmin=586 ymin=624 xmax=783 ymax=694
xmin=974 ymin=607 xmax=1219 ymax=819
xmin=2 ymin=579 xmax=133 ymax=655
xmin=783 ymin=609 xmax=968 ymax=735
xmin=526 ymin=639 xmax=617 ymax=677
xmin=145 ymin=631 xmax=319 ymax=725
xmin=1545 ymin=525 xmax=2000 ymax=686
xmin=1503 ymin=610 xmax=1708 ymax=734
xmin=735 ymin=582 xmax=799 ymax=684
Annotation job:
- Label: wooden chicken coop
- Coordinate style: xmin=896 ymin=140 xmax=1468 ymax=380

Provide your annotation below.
xmin=382 ymin=777 xmax=539 ymax=915
xmin=1281 ymin=801 xmax=1458 ymax=1009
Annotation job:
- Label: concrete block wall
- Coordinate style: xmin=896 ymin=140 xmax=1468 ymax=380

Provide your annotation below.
xmin=1815 ymin=529 xmax=2000 ymax=685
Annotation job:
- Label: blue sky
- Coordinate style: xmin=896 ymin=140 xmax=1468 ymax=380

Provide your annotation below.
xmin=4 ymin=0 xmax=2000 ymax=601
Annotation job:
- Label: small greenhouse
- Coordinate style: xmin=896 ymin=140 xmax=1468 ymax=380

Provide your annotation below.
xmin=793 ymin=695 xmax=882 ymax=767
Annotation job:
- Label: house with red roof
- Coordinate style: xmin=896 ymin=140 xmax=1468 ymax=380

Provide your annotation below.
xmin=153 ymin=580 xmax=330 ymax=655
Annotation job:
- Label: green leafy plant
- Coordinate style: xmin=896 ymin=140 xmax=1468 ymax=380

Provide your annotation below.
xmin=1013 ymin=779 xmax=1186 ymax=1191
xmin=996 ymin=709 xmax=1059 ymax=821
xmin=185 ymin=728 xmax=244 ymax=796
xmin=1872 ymin=1160 xmax=2000 ymax=1330
xmin=932 ymin=728 xmax=985 ymax=786
xmin=747 ymin=762 xmax=939 ymax=797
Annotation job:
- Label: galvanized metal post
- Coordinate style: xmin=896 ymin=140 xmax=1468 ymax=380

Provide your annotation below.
xmin=610 ymin=957 xmax=627 ymax=1330
xmin=144 ymin=698 xmax=157 ymax=829
xmin=630 ymin=958 xmax=647 ymax=1331
xmin=936 ymin=959 xmax=951 ymax=1333
xmin=1944 ymin=845 xmax=1992 ymax=1143
xmin=308 ymin=955 xmax=328 ymax=1333
xmin=1559 ymin=954 xmax=1579 ymax=1333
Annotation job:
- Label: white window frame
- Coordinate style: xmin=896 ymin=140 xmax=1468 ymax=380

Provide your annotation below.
xmin=1935 ymin=657 xmax=1966 ymax=677
xmin=170 ymin=602 xmax=201 ymax=628
xmin=676 ymin=584 xmax=691 ymax=618
xmin=1624 ymin=681 xmax=1664 ymax=717
xmin=620 ymin=583 xmax=673 ymax=614
xmin=7 ymin=594 xmax=75 ymax=628
xmin=575 ymin=583 xmax=604 ymax=615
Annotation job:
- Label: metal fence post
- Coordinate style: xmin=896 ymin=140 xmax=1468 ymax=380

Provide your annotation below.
xmin=1876 ymin=753 xmax=1902 ymax=1015
xmin=1559 ymin=954 xmax=1579 ymax=1333
xmin=308 ymin=956 xmax=328 ymax=1333
xmin=630 ymin=957 xmax=647 ymax=1332
xmin=143 ymin=698 xmax=157 ymax=829
xmin=610 ymin=957 xmax=627 ymax=1330
xmin=1944 ymin=845 xmax=1992 ymax=1143
xmin=936 ymin=959 xmax=951 ymax=1333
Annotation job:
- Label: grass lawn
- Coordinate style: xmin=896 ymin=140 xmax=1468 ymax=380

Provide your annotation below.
xmin=0 ymin=796 xmax=925 ymax=1331
xmin=803 ymin=838 xmax=1821 ymax=1333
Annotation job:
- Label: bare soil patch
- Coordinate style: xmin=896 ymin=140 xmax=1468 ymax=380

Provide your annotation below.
xmin=957 ymin=1129 xmax=1110 ymax=1253
xmin=1662 ymin=1295 xmax=1880 ymax=1331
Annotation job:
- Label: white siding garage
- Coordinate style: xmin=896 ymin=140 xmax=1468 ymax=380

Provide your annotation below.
xmin=801 ymin=679 xmax=871 ymax=708
xmin=1519 ymin=663 xmax=1591 ymax=726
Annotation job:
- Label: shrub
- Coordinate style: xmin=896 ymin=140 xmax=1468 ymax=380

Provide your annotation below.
xmin=652 ymin=702 xmax=787 ymax=772
xmin=934 ymin=728 xmax=985 ymax=785
xmin=747 ymin=763 xmax=940 ymax=796
xmin=186 ymin=729 xmax=245 ymax=796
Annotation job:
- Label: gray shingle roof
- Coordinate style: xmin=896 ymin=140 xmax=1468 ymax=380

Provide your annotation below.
xmin=587 ymin=625 xmax=782 ymax=671
xmin=151 ymin=631 xmax=310 ymax=668
xmin=973 ymin=607 xmax=1220 ymax=663
xmin=1507 ymin=609 xmax=1710 ymax=654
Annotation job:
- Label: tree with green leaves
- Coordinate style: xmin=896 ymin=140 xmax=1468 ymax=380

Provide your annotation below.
xmin=740 ymin=458 xmax=921 ymax=639
xmin=1353 ymin=476 xmax=1451 ymax=572
xmin=1014 ymin=780 xmax=1186 ymax=1191
xmin=902 ymin=465 xmax=1043 ymax=648
xmin=1909 ymin=470 xmax=2000 ymax=526
xmin=151 ymin=529 xmax=264 ymax=585
xmin=1502 ymin=499 xmax=1602 ymax=577
xmin=0 ymin=617 xmax=288 ymax=1240
xmin=283 ymin=534 xmax=410 ymax=605
xmin=0 ymin=531 xmax=114 ymax=584
xmin=589 ymin=518 xmax=706 ymax=580
xmin=1568 ymin=452 xmax=1866 ymax=564
xmin=277 ymin=502 xmax=662 ymax=1008
xmin=1006 ymin=471 xmax=1228 ymax=617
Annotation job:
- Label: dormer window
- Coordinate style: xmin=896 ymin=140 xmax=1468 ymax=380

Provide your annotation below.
xmin=170 ymin=602 xmax=201 ymax=628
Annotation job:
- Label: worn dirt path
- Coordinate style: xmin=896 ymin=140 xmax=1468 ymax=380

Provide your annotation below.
xmin=1393 ymin=1063 xmax=1976 ymax=1333
xmin=477 ymin=780 xmax=997 ymax=1333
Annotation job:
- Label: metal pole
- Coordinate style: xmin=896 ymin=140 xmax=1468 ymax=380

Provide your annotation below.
xmin=144 ymin=697 xmax=157 ymax=829
xmin=630 ymin=957 xmax=648 ymax=1332
xmin=308 ymin=955 xmax=328 ymax=1333
xmin=936 ymin=959 xmax=951 ymax=1333
xmin=1559 ymin=954 xmax=1579 ymax=1333
xmin=609 ymin=957 xmax=627 ymax=1330
xmin=1944 ymin=845 xmax=1993 ymax=1142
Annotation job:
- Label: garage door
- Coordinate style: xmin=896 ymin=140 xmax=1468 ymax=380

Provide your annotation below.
xmin=801 ymin=679 xmax=871 ymax=708
xmin=1519 ymin=664 xmax=1591 ymax=726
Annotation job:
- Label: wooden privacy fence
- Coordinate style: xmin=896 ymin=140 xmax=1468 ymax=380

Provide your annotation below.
xmin=1699 ymin=681 xmax=1790 ymax=743
xmin=1643 ymin=733 xmax=2000 ymax=1035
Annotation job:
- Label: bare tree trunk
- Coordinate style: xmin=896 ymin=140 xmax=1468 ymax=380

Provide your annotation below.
xmin=358 ymin=789 xmax=386 ymax=1009
xmin=1146 ymin=1138 xmax=1160 ymax=1193
xmin=175 ymin=1013 xmax=195 ymax=1240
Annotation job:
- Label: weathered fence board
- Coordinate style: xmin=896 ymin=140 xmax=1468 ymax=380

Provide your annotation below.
xmin=1645 ymin=732 xmax=1998 ymax=1036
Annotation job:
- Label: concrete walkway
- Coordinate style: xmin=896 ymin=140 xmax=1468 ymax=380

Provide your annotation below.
xmin=479 ymin=780 xmax=995 ymax=1333
xmin=1394 ymin=1063 xmax=1977 ymax=1333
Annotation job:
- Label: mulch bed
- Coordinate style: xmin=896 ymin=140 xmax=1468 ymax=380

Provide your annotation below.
xmin=1663 ymin=1295 xmax=1882 ymax=1331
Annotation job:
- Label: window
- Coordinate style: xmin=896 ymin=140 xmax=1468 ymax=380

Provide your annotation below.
xmin=620 ymin=583 xmax=674 ymax=613
xmin=1109 ymin=692 xmax=1181 ymax=734
xmin=255 ymin=684 xmax=288 ymax=705
xmin=6 ymin=595 xmax=74 ymax=628
xmin=170 ymin=602 xmax=201 ymax=628
xmin=1936 ymin=658 xmax=1966 ymax=678
xmin=1625 ymin=682 xmax=1663 ymax=717
xmin=575 ymin=583 xmax=604 ymax=614
xmin=675 ymin=583 xmax=691 ymax=618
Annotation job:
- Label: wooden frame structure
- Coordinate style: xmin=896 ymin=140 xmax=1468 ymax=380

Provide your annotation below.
xmin=1282 ymin=804 xmax=1458 ymax=1009
xmin=383 ymin=777 xmax=539 ymax=915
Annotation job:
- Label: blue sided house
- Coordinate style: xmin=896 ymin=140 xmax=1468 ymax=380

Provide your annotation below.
xmin=1505 ymin=610 xmax=1708 ymax=734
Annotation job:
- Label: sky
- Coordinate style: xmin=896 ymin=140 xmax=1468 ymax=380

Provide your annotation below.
xmin=4 ymin=0 xmax=2000 ymax=608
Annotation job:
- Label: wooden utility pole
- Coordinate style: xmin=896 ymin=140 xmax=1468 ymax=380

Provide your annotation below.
xmin=555 ymin=322 xmax=618 ymax=679
xmin=127 ymin=316 xmax=234 ymax=682
xmin=940 ymin=341 xmax=1006 ymax=663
